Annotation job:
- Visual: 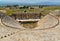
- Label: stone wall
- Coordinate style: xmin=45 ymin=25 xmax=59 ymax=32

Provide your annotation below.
xmin=11 ymin=12 xmax=41 ymax=20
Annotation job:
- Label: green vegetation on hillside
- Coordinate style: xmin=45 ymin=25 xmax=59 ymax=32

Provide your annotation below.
xmin=0 ymin=5 xmax=60 ymax=16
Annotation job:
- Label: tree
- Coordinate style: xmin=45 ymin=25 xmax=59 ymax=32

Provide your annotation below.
xmin=6 ymin=5 xmax=11 ymax=7
xmin=13 ymin=5 xmax=19 ymax=7
xmin=20 ymin=6 xmax=29 ymax=9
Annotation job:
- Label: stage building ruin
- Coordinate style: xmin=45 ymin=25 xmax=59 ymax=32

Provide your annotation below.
xmin=11 ymin=12 xmax=41 ymax=22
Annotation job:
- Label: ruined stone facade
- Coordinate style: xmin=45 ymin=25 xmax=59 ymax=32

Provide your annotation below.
xmin=11 ymin=12 xmax=41 ymax=20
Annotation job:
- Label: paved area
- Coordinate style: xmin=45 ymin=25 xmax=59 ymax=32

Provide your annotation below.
xmin=16 ymin=19 xmax=40 ymax=22
xmin=0 ymin=12 xmax=60 ymax=41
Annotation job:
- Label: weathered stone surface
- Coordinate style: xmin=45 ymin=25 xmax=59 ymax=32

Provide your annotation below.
xmin=1 ymin=16 xmax=25 ymax=29
xmin=35 ymin=14 xmax=58 ymax=30
xmin=0 ymin=12 xmax=60 ymax=41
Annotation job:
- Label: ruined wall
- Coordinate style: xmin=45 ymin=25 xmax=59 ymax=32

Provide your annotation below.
xmin=11 ymin=12 xmax=41 ymax=20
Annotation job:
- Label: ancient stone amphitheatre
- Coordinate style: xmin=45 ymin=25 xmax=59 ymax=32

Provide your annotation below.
xmin=0 ymin=10 xmax=60 ymax=41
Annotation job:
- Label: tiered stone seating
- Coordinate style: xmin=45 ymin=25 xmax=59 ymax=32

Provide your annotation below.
xmin=0 ymin=19 xmax=20 ymax=39
xmin=1 ymin=16 xmax=25 ymax=29
xmin=34 ymin=14 xmax=59 ymax=29
xmin=0 ymin=11 xmax=60 ymax=41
